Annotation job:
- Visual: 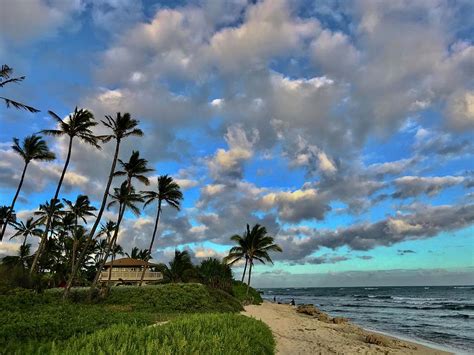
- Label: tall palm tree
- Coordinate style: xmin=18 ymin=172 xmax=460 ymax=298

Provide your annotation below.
xmin=90 ymin=181 xmax=144 ymax=289
xmin=63 ymin=195 xmax=96 ymax=272
xmin=65 ymin=113 xmax=142 ymax=298
xmin=0 ymin=135 xmax=55 ymax=240
xmin=223 ymin=225 xmax=251 ymax=282
xmin=31 ymin=108 xmax=100 ymax=274
xmin=10 ymin=217 xmax=43 ymax=248
xmin=140 ymin=175 xmax=183 ymax=286
xmin=139 ymin=175 xmax=183 ymax=285
xmin=0 ymin=64 xmax=39 ymax=112
xmin=225 ymin=224 xmax=282 ymax=295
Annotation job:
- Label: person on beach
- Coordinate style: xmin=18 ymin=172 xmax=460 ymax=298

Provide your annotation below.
xmin=290 ymin=298 xmax=295 ymax=306
xmin=273 ymin=296 xmax=276 ymax=302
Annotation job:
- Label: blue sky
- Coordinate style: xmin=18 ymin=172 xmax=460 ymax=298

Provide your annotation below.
xmin=0 ymin=0 xmax=473 ymax=287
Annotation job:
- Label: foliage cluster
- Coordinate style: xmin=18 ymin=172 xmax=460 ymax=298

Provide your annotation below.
xmin=0 ymin=283 xmax=248 ymax=354
xmin=232 ymin=280 xmax=263 ymax=305
xmin=12 ymin=314 xmax=274 ymax=355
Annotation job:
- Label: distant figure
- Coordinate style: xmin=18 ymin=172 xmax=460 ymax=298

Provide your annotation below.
xmin=273 ymin=296 xmax=276 ymax=302
xmin=290 ymin=298 xmax=295 ymax=306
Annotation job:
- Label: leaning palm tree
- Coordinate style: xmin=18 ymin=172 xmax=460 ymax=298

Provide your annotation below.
xmin=225 ymin=224 xmax=282 ymax=295
xmin=31 ymin=108 xmax=100 ymax=274
xmin=139 ymin=175 xmax=183 ymax=285
xmin=90 ymin=182 xmax=144 ymax=289
xmin=0 ymin=135 xmax=55 ymax=241
xmin=63 ymin=195 xmax=96 ymax=272
xmin=0 ymin=64 xmax=39 ymax=112
xmin=223 ymin=225 xmax=251 ymax=282
xmin=64 ymin=113 xmax=143 ymax=298
xmin=0 ymin=206 xmax=15 ymax=235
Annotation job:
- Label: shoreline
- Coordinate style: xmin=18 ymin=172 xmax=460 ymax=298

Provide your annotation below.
xmin=362 ymin=327 xmax=459 ymax=355
xmin=243 ymin=301 xmax=452 ymax=355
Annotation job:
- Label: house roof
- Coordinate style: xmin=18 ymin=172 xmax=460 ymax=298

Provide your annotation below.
xmin=104 ymin=257 xmax=158 ymax=267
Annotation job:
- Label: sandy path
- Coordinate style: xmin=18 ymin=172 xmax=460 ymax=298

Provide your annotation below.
xmin=242 ymin=302 xmax=451 ymax=355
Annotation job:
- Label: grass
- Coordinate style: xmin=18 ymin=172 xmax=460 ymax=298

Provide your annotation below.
xmin=0 ymin=284 xmax=269 ymax=354
xmin=22 ymin=314 xmax=274 ymax=355
xmin=232 ymin=281 xmax=263 ymax=305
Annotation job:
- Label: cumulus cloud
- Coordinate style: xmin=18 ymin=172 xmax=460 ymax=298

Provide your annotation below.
xmin=0 ymin=0 xmax=85 ymax=42
xmin=208 ymin=125 xmax=259 ymax=181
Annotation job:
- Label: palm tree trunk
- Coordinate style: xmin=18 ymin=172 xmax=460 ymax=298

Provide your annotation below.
xmin=241 ymin=257 xmax=248 ymax=283
xmin=246 ymin=260 xmax=253 ymax=296
xmin=31 ymin=137 xmax=73 ymax=274
xmin=107 ymin=238 xmax=118 ymax=283
xmin=0 ymin=161 xmax=28 ymax=241
xmin=90 ymin=203 xmax=125 ymax=291
xmin=64 ymin=138 xmax=121 ymax=299
xmin=71 ymin=215 xmax=78 ymax=273
xmin=139 ymin=200 xmax=162 ymax=286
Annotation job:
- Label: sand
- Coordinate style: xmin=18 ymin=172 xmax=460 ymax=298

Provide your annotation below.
xmin=242 ymin=302 xmax=452 ymax=355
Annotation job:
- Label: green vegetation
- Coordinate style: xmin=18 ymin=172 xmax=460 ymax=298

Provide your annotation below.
xmin=0 ymin=284 xmax=253 ymax=354
xmin=232 ymin=281 xmax=263 ymax=305
xmin=224 ymin=224 xmax=282 ymax=294
xmin=14 ymin=314 xmax=274 ymax=355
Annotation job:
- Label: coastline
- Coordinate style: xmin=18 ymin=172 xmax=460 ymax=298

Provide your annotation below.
xmin=243 ymin=301 xmax=452 ymax=355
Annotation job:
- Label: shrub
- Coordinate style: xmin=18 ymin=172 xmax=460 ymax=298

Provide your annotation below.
xmin=29 ymin=313 xmax=275 ymax=355
xmin=0 ymin=283 xmax=243 ymax=353
xmin=198 ymin=258 xmax=233 ymax=293
xmin=232 ymin=281 xmax=263 ymax=305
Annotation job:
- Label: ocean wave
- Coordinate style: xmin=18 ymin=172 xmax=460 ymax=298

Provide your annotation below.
xmin=440 ymin=314 xmax=471 ymax=319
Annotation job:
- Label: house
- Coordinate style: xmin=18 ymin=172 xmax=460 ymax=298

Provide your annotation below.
xmin=99 ymin=257 xmax=163 ymax=286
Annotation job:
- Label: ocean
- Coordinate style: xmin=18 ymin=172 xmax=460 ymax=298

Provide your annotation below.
xmin=260 ymin=286 xmax=474 ymax=353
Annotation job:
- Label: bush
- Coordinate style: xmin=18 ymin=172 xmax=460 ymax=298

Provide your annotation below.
xmin=28 ymin=313 xmax=275 ymax=355
xmin=198 ymin=258 xmax=233 ymax=293
xmin=0 ymin=283 xmax=243 ymax=353
xmin=232 ymin=281 xmax=263 ymax=305
xmin=100 ymin=283 xmax=243 ymax=313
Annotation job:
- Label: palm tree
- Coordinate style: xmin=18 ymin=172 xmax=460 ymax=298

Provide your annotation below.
xmin=126 ymin=247 xmax=149 ymax=260
xmin=225 ymin=224 xmax=282 ymax=295
xmin=0 ymin=135 xmax=55 ymax=240
xmin=0 ymin=64 xmax=39 ymax=112
xmin=10 ymin=217 xmax=43 ymax=248
xmin=2 ymin=244 xmax=32 ymax=269
xmin=114 ymin=150 xmax=153 ymax=188
xmin=158 ymin=250 xmax=195 ymax=283
xmin=139 ymin=175 xmax=183 ymax=285
xmin=223 ymin=225 xmax=251 ymax=282
xmin=0 ymin=206 xmax=16 ymax=237
xmin=64 ymin=113 xmax=143 ymax=298
xmin=90 ymin=181 xmax=144 ymax=289
xmin=34 ymin=200 xmax=64 ymax=228
xmin=63 ymin=195 xmax=96 ymax=272
xmin=31 ymin=108 xmax=100 ymax=274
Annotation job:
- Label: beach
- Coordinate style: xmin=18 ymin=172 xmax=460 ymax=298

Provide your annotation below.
xmin=243 ymin=302 xmax=451 ymax=355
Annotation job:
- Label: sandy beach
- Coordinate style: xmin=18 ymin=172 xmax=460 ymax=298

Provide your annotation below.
xmin=243 ymin=302 xmax=451 ymax=355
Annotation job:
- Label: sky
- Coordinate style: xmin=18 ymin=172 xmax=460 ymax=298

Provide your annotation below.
xmin=0 ymin=0 xmax=473 ymax=287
